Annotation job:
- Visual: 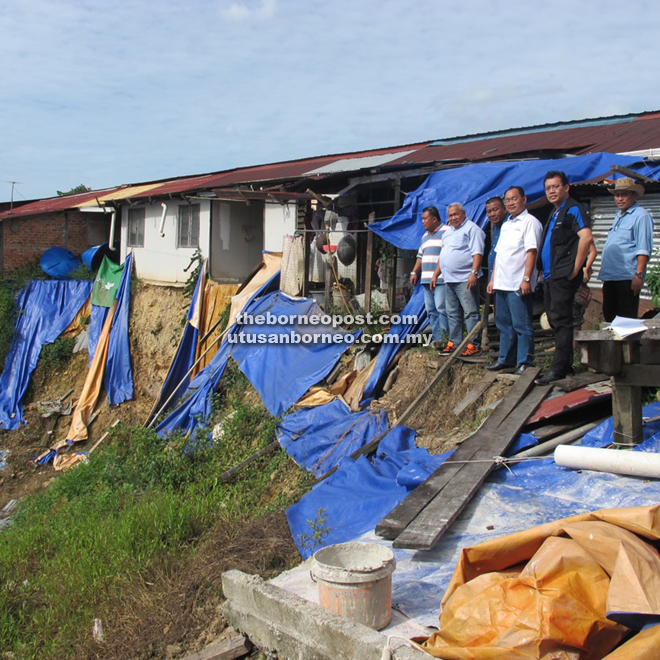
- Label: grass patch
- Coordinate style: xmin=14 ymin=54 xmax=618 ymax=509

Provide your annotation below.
xmin=0 ymin=393 xmax=312 ymax=659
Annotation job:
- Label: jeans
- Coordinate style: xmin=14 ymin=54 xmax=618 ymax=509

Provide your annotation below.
xmin=495 ymin=289 xmax=535 ymax=366
xmin=543 ymin=274 xmax=582 ymax=376
xmin=445 ymin=281 xmax=480 ymax=347
xmin=422 ymin=283 xmax=449 ymax=341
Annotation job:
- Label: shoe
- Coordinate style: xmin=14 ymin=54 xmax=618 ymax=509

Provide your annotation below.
xmin=513 ymin=364 xmax=528 ymax=376
xmin=461 ymin=344 xmax=482 ymax=358
xmin=534 ymin=370 xmax=563 ymax=385
xmin=485 ymin=362 xmax=514 ymax=372
xmin=439 ymin=341 xmax=455 ymax=356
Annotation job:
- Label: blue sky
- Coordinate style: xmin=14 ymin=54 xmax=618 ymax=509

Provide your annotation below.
xmin=1 ymin=0 xmax=659 ymax=200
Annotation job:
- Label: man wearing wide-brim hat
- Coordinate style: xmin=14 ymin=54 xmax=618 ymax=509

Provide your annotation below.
xmin=597 ymin=177 xmax=654 ymax=321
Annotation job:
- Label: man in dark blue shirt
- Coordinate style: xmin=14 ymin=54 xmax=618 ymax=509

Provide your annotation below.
xmin=535 ymin=171 xmax=593 ymax=385
xmin=486 ymin=196 xmax=507 ymax=277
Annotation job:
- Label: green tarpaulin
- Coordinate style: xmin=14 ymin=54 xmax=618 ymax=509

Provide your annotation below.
xmin=91 ymin=257 xmax=124 ymax=307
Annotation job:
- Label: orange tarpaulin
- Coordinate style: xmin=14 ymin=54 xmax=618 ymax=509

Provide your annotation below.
xmin=422 ymin=505 xmax=660 ymax=660
xmin=66 ymin=301 xmax=116 ymax=442
xmin=192 ymin=282 xmax=239 ymax=375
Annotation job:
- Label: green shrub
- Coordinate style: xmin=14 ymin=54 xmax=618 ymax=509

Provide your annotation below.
xmin=0 ymin=286 xmax=15 ymax=369
xmin=37 ymin=337 xmax=76 ymax=373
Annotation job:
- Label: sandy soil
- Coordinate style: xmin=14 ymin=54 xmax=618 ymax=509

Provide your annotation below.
xmin=0 ymin=282 xmax=186 ymax=511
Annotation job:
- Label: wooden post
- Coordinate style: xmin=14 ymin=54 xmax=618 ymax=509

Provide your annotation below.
xmin=387 ymin=180 xmax=401 ymax=312
xmin=324 ymin=258 xmax=333 ymax=312
xmin=364 ymin=211 xmax=375 ymax=314
xmin=303 ymin=230 xmax=311 ymax=298
xmin=612 ymin=342 xmax=643 ymax=446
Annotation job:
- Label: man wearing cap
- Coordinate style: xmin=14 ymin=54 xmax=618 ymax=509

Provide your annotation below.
xmin=597 ymin=178 xmax=654 ymax=321
xmin=410 ymin=206 xmax=448 ymax=348
xmin=432 ymin=202 xmax=485 ymax=357
xmin=486 ymin=186 xmax=542 ymax=376
xmin=535 ymin=171 xmax=593 ymax=386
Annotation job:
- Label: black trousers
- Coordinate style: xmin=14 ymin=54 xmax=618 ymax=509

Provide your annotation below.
xmin=543 ymin=274 xmax=582 ymax=377
xmin=602 ymin=280 xmax=640 ymax=322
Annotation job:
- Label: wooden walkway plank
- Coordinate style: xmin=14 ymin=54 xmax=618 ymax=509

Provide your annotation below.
xmin=452 ymin=371 xmax=497 ymax=416
xmin=393 ymin=382 xmax=550 ymax=550
xmin=375 ymin=367 xmax=539 ymax=540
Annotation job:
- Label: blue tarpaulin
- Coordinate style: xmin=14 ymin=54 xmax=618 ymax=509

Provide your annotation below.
xmin=104 ymin=253 xmax=133 ymax=405
xmin=286 ymin=404 xmax=660 ymax=627
xmin=152 ymin=262 xmax=205 ymax=417
xmin=230 ymin=292 xmax=359 ymax=417
xmin=370 ymin=152 xmax=643 ymax=250
xmin=155 ymin=341 xmax=232 ymax=438
xmin=155 ymin=267 xmax=280 ymax=437
xmin=286 ymin=425 xmax=449 ymax=558
xmin=0 ymin=280 xmax=93 ymax=429
xmin=360 ymin=284 xmax=427 ymax=405
xmin=277 ymin=399 xmax=390 ymax=478
xmin=88 ymin=305 xmax=109 ymax=367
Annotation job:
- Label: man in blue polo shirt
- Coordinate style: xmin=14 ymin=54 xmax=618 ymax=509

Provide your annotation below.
xmin=598 ymin=178 xmax=654 ymax=321
xmin=535 ymin=171 xmax=593 ymax=385
xmin=432 ymin=202 xmax=485 ymax=357
xmin=410 ymin=206 xmax=448 ymax=348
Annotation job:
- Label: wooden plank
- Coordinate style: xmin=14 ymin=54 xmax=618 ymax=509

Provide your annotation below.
xmin=219 ymin=441 xmax=279 ymax=483
xmin=88 ymin=419 xmax=121 ymax=454
xmin=363 ymin=212 xmax=375 ymax=313
xmin=611 ymin=377 xmax=643 ymax=446
xmin=393 ymin=382 xmax=550 ymax=550
xmin=452 ymin=371 xmax=497 ymax=416
xmin=615 ymin=365 xmax=660 ymax=388
xmin=376 ymin=366 xmax=538 ymax=540
xmin=553 ymin=371 xmax=609 ymax=392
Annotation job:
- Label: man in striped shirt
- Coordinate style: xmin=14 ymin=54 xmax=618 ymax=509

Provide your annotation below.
xmin=410 ymin=206 xmax=448 ymax=348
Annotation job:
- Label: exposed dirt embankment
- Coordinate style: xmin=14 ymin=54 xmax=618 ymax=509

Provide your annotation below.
xmin=0 ymin=282 xmax=186 ymax=510
xmin=374 ymin=351 xmax=512 ymax=453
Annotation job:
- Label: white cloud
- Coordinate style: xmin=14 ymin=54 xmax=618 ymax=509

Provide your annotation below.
xmin=221 ymin=0 xmax=276 ymax=21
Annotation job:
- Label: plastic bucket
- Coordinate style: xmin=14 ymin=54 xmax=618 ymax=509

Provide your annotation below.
xmin=311 ymin=542 xmax=396 ymax=630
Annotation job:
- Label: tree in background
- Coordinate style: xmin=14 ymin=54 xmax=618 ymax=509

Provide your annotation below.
xmin=57 ymin=184 xmax=91 ymax=196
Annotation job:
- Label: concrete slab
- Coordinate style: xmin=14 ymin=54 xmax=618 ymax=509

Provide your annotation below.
xmin=222 ymin=570 xmax=429 ymax=660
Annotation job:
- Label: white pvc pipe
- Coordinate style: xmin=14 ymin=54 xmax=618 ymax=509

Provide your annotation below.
xmin=108 ymin=210 xmax=117 ymax=251
xmin=555 ymin=445 xmax=660 ymax=479
xmin=159 ymin=203 xmax=167 ymax=236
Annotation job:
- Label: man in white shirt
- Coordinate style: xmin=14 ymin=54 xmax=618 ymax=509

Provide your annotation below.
xmin=486 ymin=186 xmax=542 ymax=375
xmin=432 ymin=202 xmax=485 ymax=357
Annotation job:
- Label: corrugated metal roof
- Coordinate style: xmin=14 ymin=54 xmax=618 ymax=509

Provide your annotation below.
xmin=0 ymin=188 xmax=121 ymax=220
xmin=302 ymin=151 xmax=417 ymax=175
xmin=134 ymin=144 xmax=427 ymax=199
xmin=387 ymin=113 xmax=660 ymax=166
xmin=76 ymin=182 xmax=169 ymax=207
xmin=5 ymin=110 xmax=660 ymax=220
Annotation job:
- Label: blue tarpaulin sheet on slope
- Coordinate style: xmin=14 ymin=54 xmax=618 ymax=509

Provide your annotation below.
xmin=229 ymin=292 xmax=360 ymax=417
xmin=288 ymin=403 xmax=660 ymax=627
xmin=277 ymin=399 xmax=390 ymax=478
xmin=286 ymin=425 xmax=449 ymax=558
xmin=0 ymin=280 xmax=93 ymax=429
xmin=360 ymin=284 xmax=427 ymax=405
xmin=370 ymin=152 xmax=642 ymax=250
xmin=155 ymin=341 xmax=232 ymax=438
xmin=153 ymin=262 xmax=205 ymax=416
xmin=155 ymin=269 xmax=280 ymax=437
xmin=104 ymin=253 xmax=133 ymax=405
xmin=88 ymin=305 xmax=109 ymax=367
